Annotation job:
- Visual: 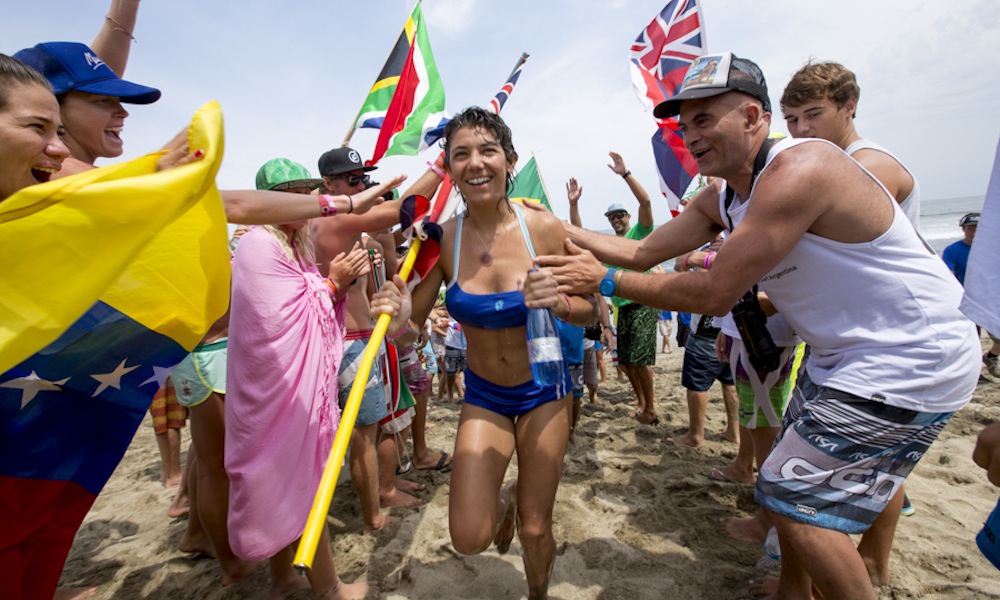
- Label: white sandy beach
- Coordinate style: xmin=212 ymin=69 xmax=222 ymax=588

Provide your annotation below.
xmin=59 ymin=344 xmax=1000 ymax=599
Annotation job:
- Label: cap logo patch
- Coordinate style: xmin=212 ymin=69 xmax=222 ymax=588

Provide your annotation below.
xmin=84 ymin=51 xmax=106 ymax=70
xmin=679 ymin=53 xmax=733 ymax=93
xmin=348 ymin=150 xmax=361 ymax=164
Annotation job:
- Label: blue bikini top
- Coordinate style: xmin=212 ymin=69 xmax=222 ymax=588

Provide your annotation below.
xmin=445 ymin=204 xmax=535 ymax=330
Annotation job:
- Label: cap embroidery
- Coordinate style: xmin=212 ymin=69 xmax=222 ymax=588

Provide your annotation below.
xmin=84 ymin=52 xmax=106 ymax=70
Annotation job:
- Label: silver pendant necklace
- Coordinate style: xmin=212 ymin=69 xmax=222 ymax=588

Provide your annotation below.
xmin=468 ymin=212 xmax=507 ymax=266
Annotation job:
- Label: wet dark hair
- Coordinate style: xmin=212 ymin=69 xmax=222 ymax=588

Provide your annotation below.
xmin=0 ymin=54 xmax=53 ymax=112
xmin=442 ymin=106 xmax=518 ymax=193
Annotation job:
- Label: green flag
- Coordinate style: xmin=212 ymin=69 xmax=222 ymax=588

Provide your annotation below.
xmin=509 ymin=156 xmax=551 ymax=211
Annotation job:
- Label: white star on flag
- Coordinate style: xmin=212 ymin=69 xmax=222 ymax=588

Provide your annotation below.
xmin=1 ymin=371 xmax=71 ymax=409
xmin=141 ymin=365 xmax=175 ymax=389
xmin=91 ymin=359 xmax=140 ymax=397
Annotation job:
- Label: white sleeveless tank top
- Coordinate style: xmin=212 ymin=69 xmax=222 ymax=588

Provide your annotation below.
xmin=719 ymin=138 xmax=978 ymax=413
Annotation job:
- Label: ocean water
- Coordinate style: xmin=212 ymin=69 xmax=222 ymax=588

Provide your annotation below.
xmin=921 ymin=195 xmax=984 ymax=254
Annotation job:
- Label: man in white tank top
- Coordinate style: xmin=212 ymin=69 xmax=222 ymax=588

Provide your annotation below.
xmin=538 ymin=52 xmax=979 ymax=600
xmin=780 ymin=61 xmax=922 ymax=229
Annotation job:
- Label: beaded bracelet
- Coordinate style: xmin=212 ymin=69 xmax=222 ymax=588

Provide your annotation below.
xmin=318 ymin=194 xmax=337 ymax=217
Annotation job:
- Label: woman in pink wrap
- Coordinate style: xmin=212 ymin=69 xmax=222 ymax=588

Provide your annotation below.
xmin=225 ymin=158 xmax=377 ymax=600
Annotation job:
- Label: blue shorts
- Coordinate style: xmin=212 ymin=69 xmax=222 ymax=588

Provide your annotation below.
xmin=681 ymin=332 xmax=733 ymax=391
xmin=463 ymin=367 xmax=570 ymax=418
xmin=338 ymin=337 xmax=388 ymax=426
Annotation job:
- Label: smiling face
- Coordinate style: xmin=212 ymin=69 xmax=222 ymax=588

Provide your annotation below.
xmin=678 ymin=92 xmax=760 ymax=181
xmin=445 ymin=125 xmax=514 ymax=206
xmin=0 ymin=82 xmax=70 ymax=201
xmin=782 ymin=96 xmax=856 ymax=147
xmin=607 ymin=210 xmax=630 ymax=235
xmin=59 ymin=90 xmax=129 ymax=164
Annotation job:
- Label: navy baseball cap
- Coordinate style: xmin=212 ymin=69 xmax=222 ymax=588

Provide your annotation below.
xmin=14 ymin=42 xmax=161 ymax=104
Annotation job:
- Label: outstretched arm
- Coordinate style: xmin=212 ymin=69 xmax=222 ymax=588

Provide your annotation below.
xmin=222 ymin=174 xmax=406 ymax=225
xmin=92 ymin=0 xmax=141 ymax=76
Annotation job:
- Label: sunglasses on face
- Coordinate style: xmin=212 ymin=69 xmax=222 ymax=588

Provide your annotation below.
xmin=332 ymin=173 xmax=370 ymax=187
xmin=608 ymin=212 xmax=628 ymax=221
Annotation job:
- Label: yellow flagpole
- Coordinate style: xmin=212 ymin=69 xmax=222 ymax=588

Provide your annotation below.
xmin=294 ymin=236 xmax=423 ymax=571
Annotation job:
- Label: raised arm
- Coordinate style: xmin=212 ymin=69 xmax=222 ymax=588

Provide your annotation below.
xmin=566 ymin=177 xmax=583 ymax=227
xmin=91 ymin=0 xmax=141 ymax=76
xmin=608 ymin=151 xmax=653 ymax=229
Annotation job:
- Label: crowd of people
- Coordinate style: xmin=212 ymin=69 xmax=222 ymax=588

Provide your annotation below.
xmin=2 ymin=2 xmax=999 ymax=600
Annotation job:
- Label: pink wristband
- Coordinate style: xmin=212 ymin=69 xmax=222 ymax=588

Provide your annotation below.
xmin=388 ymin=322 xmax=411 ymax=340
xmin=703 ymin=251 xmax=716 ymax=269
xmin=318 ymin=194 xmax=337 ymax=217
xmin=426 ymin=161 xmax=444 ymax=178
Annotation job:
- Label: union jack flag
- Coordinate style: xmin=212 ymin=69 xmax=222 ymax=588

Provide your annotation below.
xmin=629 ymin=0 xmax=706 ymax=213
xmin=489 ymin=60 xmax=524 ymax=114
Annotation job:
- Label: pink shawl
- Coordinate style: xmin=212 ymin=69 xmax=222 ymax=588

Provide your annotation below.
xmin=225 ymin=227 xmax=346 ymax=560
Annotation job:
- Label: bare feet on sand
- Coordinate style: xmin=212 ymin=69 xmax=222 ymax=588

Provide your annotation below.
xmin=671 ymin=432 xmax=703 ymax=449
xmin=177 ymin=531 xmax=215 ymax=557
xmin=167 ymin=489 xmax=189 ymax=518
xmin=748 ymin=576 xmax=778 ymax=598
xmin=364 ymin=513 xmax=400 ymax=534
xmin=494 ymin=480 xmax=518 ymax=554
xmin=721 ymin=515 xmax=769 ymax=545
xmin=394 ymin=477 xmax=425 ymax=492
xmin=708 ymin=466 xmax=755 ymax=485
xmin=380 ymin=487 xmax=421 ymax=508
xmin=719 ymin=429 xmax=739 ymax=444
xmin=221 ymin=559 xmax=266 ymax=586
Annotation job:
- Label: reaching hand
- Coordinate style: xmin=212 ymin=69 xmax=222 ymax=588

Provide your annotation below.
xmin=534 ymin=239 xmax=605 ymax=296
xmin=566 ymin=177 xmax=582 ymax=204
xmin=156 ymin=128 xmax=205 ymax=172
xmin=327 ymin=243 xmax=370 ymax=293
xmin=350 ymin=174 xmax=407 ymax=215
xmin=607 ymin=151 xmax=627 ymax=176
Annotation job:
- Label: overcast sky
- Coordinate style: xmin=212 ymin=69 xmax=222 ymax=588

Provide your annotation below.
xmin=5 ymin=0 xmax=998 ymax=231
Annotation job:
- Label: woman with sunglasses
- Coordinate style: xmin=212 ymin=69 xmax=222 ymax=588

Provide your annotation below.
xmin=370 ymin=107 xmax=598 ymax=599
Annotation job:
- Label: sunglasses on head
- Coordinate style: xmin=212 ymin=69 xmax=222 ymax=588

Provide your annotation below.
xmin=332 ymin=173 xmax=370 ymax=187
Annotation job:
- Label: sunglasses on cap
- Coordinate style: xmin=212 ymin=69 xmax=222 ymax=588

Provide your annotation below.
xmin=331 ymin=173 xmax=370 ymax=187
